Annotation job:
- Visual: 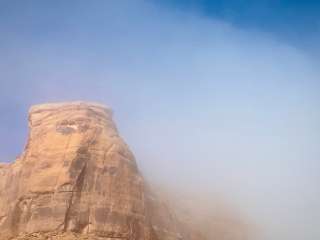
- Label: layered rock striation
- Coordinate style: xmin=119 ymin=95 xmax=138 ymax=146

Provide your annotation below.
xmin=0 ymin=102 xmax=203 ymax=240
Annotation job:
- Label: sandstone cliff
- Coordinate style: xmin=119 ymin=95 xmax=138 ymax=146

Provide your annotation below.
xmin=0 ymin=102 xmax=204 ymax=240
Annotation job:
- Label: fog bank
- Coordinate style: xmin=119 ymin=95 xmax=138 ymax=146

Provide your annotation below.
xmin=0 ymin=1 xmax=319 ymax=239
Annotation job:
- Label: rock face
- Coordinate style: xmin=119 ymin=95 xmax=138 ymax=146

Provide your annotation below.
xmin=0 ymin=102 xmax=204 ymax=240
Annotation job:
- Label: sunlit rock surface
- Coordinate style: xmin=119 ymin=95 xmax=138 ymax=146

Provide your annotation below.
xmin=0 ymin=102 xmax=206 ymax=240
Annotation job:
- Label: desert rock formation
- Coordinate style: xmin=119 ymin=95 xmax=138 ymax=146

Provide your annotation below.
xmin=0 ymin=102 xmax=204 ymax=240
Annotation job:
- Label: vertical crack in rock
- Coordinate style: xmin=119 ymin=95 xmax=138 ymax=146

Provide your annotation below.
xmin=63 ymin=160 xmax=87 ymax=232
xmin=10 ymin=200 xmax=23 ymax=236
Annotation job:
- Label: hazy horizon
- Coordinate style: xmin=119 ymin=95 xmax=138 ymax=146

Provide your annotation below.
xmin=1 ymin=1 xmax=319 ymax=239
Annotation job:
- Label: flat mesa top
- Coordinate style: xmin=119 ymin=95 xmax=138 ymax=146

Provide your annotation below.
xmin=29 ymin=101 xmax=111 ymax=113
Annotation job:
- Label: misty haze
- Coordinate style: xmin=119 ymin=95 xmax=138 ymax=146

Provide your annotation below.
xmin=0 ymin=1 xmax=319 ymax=240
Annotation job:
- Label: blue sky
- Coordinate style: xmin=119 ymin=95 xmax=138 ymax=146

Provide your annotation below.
xmin=153 ymin=0 xmax=320 ymax=54
xmin=157 ymin=0 xmax=320 ymax=47
xmin=0 ymin=1 xmax=320 ymax=239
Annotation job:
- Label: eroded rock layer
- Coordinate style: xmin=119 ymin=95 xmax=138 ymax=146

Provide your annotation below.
xmin=0 ymin=102 xmax=201 ymax=240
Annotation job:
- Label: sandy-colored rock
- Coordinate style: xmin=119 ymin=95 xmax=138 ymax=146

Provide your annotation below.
xmin=0 ymin=102 xmax=204 ymax=240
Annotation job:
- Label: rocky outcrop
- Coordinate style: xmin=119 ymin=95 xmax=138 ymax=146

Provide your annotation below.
xmin=0 ymin=102 xmax=204 ymax=240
